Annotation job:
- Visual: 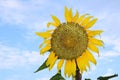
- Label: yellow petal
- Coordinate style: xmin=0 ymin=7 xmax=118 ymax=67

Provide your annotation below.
xmin=88 ymin=43 xmax=99 ymax=54
xmin=76 ymin=13 xmax=89 ymax=24
xmin=64 ymin=6 xmax=69 ymax=22
xmin=39 ymin=39 xmax=50 ymax=48
xmin=46 ymin=52 xmax=55 ymax=66
xmin=67 ymin=60 xmax=72 ymax=77
xmin=40 ymin=44 xmax=51 ymax=55
xmin=47 ymin=22 xmax=58 ymax=27
xmin=72 ymin=10 xmax=79 ymax=22
xmin=64 ymin=60 xmax=68 ymax=76
xmin=80 ymin=56 xmax=87 ymax=72
xmin=68 ymin=8 xmax=73 ymax=22
xmin=47 ymin=30 xmax=54 ymax=32
xmin=82 ymin=53 xmax=90 ymax=69
xmin=88 ymin=30 xmax=103 ymax=37
xmin=85 ymin=50 xmax=97 ymax=65
xmin=49 ymin=56 xmax=58 ymax=70
xmin=51 ymin=15 xmax=61 ymax=26
xmin=57 ymin=59 xmax=64 ymax=71
xmin=39 ymin=43 xmax=44 ymax=49
xmin=81 ymin=16 xmax=93 ymax=26
xmin=86 ymin=30 xmax=91 ymax=33
xmin=85 ymin=18 xmax=98 ymax=29
xmin=76 ymin=56 xmax=86 ymax=73
xmin=89 ymin=38 xmax=104 ymax=46
xmin=36 ymin=32 xmax=51 ymax=38
xmin=64 ymin=7 xmax=73 ymax=22
xmin=71 ymin=59 xmax=76 ymax=77
xmin=64 ymin=60 xmax=72 ymax=77
xmin=80 ymin=69 xmax=83 ymax=74
xmin=86 ymin=61 xmax=90 ymax=69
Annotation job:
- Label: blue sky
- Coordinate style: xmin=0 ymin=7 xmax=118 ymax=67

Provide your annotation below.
xmin=0 ymin=0 xmax=120 ymax=80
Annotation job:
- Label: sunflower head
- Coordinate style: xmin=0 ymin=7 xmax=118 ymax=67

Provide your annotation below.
xmin=36 ymin=6 xmax=103 ymax=77
xmin=51 ymin=22 xmax=88 ymax=59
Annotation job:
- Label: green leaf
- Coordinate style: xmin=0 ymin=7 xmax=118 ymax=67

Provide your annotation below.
xmin=50 ymin=72 xmax=65 ymax=80
xmin=34 ymin=59 xmax=48 ymax=73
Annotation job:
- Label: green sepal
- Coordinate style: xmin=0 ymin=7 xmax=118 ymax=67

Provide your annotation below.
xmin=50 ymin=71 xmax=65 ymax=80
xmin=34 ymin=59 xmax=48 ymax=73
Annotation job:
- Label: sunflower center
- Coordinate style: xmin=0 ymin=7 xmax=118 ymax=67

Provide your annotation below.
xmin=62 ymin=35 xmax=76 ymax=48
xmin=51 ymin=22 xmax=88 ymax=59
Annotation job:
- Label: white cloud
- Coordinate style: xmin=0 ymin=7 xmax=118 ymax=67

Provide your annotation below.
xmin=96 ymin=12 xmax=109 ymax=21
xmin=103 ymin=35 xmax=120 ymax=47
xmin=82 ymin=64 xmax=97 ymax=78
xmin=104 ymin=68 xmax=114 ymax=76
xmin=100 ymin=35 xmax=120 ymax=57
xmin=0 ymin=43 xmax=48 ymax=69
xmin=101 ymin=51 xmax=120 ymax=57
xmin=0 ymin=0 xmax=49 ymax=31
xmin=0 ymin=0 xmax=23 ymax=9
xmin=97 ymin=35 xmax=120 ymax=63
xmin=0 ymin=0 xmax=26 ymax=24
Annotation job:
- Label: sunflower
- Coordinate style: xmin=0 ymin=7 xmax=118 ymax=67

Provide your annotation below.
xmin=36 ymin=7 xmax=103 ymax=77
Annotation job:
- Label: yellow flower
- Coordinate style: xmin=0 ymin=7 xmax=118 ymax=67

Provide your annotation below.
xmin=36 ymin=7 xmax=103 ymax=77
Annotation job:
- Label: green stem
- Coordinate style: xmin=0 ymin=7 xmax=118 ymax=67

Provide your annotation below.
xmin=75 ymin=60 xmax=82 ymax=80
xmin=75 ymin=67 xmax=82 ymax=80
